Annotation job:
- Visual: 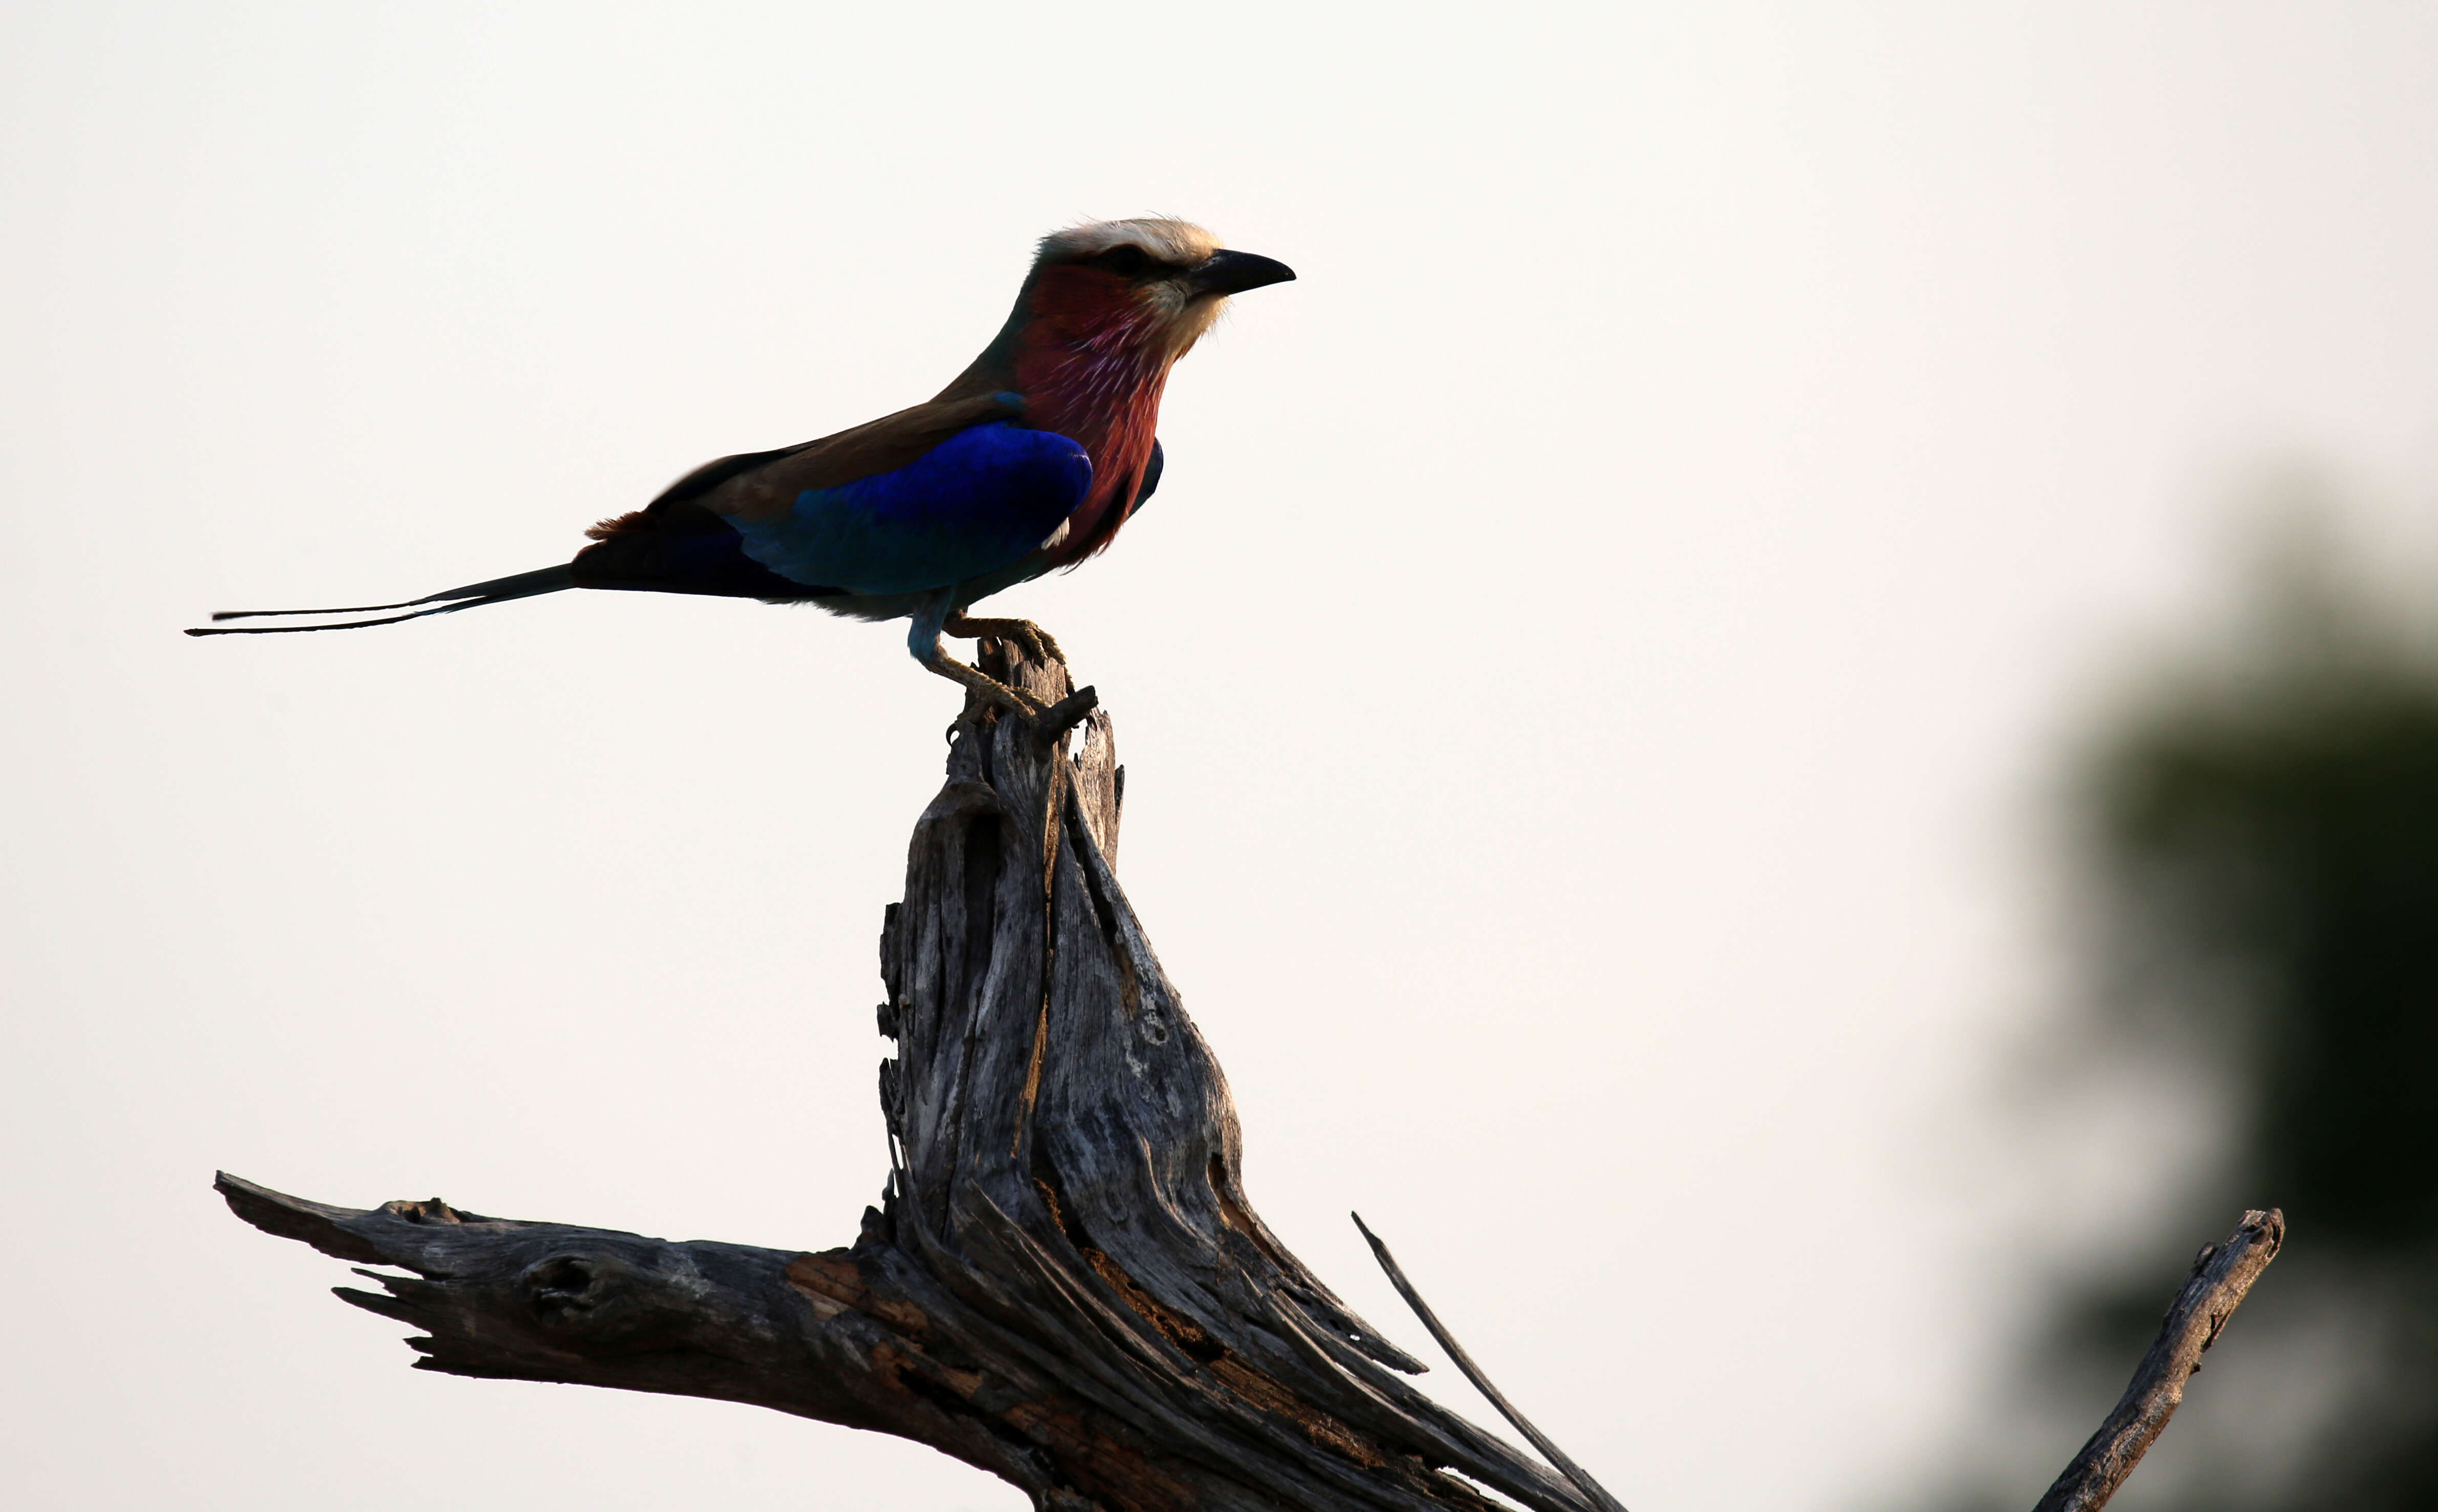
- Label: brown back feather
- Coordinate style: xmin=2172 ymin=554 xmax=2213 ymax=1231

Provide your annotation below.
xmin=635 ymin=392 xmax=1026 ymax=526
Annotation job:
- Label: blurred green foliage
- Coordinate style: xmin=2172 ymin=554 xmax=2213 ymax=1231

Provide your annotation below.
xmin=2039 ymin=552 xmax=2438 ymax=1508
xmin=2101 ymin=667 xmax=2438 ymax=1248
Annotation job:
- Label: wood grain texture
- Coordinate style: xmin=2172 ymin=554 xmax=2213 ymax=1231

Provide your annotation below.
xmin=214 ymin=639 xmax=2281 ymax=1510
xmin=219 ymin=641 xmax=1611 ymax=1512
xmin=2031 ymin=1209 xmax=2286 ymax=1512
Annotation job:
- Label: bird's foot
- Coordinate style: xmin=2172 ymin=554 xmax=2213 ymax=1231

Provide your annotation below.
xmin=924 ymin=651 xmax=1049 ymax=718
xmin=922 ymin=652 xmax=1096 ymax=744
xmin=944 ymin=613 xmax=1066 ymax=666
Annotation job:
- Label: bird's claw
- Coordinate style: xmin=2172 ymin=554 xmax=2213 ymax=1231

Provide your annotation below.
xmin=945 ymin=614 xmax=1066 ymax=667
xmin=922 ymin=627 xmax=1090 ymax=746
xmin=941 ymin=674 xmax=1094 ymax=749
xmin=1021 ymin=626 xmax=1067 ymax=666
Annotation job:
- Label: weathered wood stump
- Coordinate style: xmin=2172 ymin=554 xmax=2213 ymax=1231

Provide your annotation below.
xmin=219 ymin=640 xmax=2284 ymax=1511
xmin=219 ymin=641 xmax=1612 ymax=1512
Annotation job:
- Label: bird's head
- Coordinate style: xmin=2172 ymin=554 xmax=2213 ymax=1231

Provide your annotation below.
xmin=1020 ymin=218 xmax=1296 ymax=360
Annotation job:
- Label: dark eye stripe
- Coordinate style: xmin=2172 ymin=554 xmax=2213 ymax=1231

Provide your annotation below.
xmin=1092 ymin=244 xmax=1151 ymax=278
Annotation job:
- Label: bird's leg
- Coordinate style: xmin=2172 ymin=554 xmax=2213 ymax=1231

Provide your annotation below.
xmin=912 ymin=595 xmax=1047 ymax=718
xmin=944 ymin=612 xmax=1066 ymax=666
xmin=925 ymin=651 xmax=1050 ymax=718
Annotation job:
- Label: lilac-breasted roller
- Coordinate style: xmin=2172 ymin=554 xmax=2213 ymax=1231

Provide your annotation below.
xmin=188 ymin=218 xmax=1294 ymax=717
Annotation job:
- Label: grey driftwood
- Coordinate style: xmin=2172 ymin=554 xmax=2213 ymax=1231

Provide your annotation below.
xmin=218 ymin=639 xmax=2278 ymax=1511
xmin=220 ymin=641 xmax=1617 ymax=1512
xmin=2031 ymin=1208 xmax=2286 ymax=1512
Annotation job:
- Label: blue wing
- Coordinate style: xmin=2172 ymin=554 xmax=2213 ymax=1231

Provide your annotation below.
xmin=727 ymin=422 xmax=1092 ymax=596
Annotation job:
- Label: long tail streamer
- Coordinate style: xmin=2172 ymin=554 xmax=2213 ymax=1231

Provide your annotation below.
xmin=185 ymin=565 xmax=574 ymax=636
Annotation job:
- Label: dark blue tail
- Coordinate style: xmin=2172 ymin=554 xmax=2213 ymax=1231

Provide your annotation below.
xmin=185 ymin=565 xmax=574 ymax=636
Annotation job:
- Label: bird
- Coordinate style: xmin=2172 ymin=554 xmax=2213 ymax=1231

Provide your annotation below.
xmin=187 ymin=218 xmax=1294 ymax=719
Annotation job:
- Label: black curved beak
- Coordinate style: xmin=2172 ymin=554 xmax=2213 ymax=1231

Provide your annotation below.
xmin=1187 ymin=249 xmax=1296 ymax=296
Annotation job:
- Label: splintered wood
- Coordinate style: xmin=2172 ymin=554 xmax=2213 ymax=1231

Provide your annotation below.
xmin=217 ymin=641 xmax=1613 ymax=1512
xmin=216 ymin=637 xmax=2276 ymax=1512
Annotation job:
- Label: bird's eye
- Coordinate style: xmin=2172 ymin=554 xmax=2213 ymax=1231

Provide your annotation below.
xmin=1093 ymin=244 xmax=1151 ymax=278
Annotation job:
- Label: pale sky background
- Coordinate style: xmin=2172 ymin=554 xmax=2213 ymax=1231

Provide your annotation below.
xmin=7 ymin=4 xmax=2438 ymax=1510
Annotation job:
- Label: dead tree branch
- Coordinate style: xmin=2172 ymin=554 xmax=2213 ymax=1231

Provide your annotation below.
xmin=2031 ymin=1208 xmax=2286 ymax=1512
xmin=1353 ymin=1215 xmax=1627 ymax=1512
xmin=221 ymin=640 xmax=1612 ymax=1512
xmin=217 ymin=638 xmax=2281 ymax=1510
